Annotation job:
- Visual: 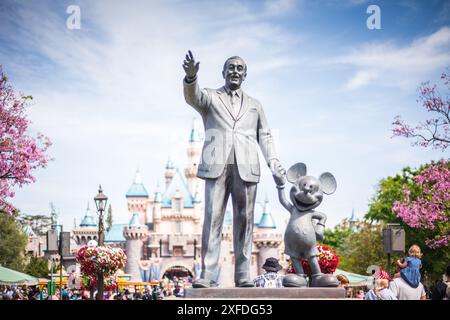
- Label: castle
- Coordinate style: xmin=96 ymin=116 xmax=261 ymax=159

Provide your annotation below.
xmin=71 ymin=121 xmax=284 ymax=287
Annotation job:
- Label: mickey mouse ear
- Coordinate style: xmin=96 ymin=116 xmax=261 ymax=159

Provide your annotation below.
xmin=319 ymin=172 xmax=337 ymax=194
xmin=287 ymin=163 xmax=307 ymax=183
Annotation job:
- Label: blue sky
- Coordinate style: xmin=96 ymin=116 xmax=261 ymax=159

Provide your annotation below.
xmin=0 ymin=0 xmax=449 ymax=232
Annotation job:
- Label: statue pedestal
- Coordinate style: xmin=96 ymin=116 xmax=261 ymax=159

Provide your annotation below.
xmin=184 ymin=287 xmax=346 ymax=299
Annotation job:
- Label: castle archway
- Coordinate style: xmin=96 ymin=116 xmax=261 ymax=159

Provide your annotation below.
xmin=162 ymin=265 xmax=193 ymax=281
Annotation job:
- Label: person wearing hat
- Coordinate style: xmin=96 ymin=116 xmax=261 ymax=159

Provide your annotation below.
xmin=253 ymin=257 xmax=285 ymax=288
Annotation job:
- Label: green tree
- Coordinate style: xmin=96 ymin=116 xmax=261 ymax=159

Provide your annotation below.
xmin=0 ymin=212 xmax=28 ymax=271
xmin=365 ymin=164 xmax=450 ymax=287
xmin=25 ymin=257 xmax=49 ymax=278
xmin=106 ymin=204 xmax=113 ymax=232
xmin=320 ymin=219 xmax=395 ymax=275
xmin=336 ymin=221 xmax=397 ymax=275
xmin=321 ymin=218 xmax=353 ymax=251
xmin=366 ymin=166 xmax=418 ymax=223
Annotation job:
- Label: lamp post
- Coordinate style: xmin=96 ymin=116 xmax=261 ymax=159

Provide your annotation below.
xmin=382 ymin=223 xmax=405 ymax=276
xmin=50 ymin=224 xmax=63 ymax=300
xmin=94 ymin=185 xmax=108 ymax=300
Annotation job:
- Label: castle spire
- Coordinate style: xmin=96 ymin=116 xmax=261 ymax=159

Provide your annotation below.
xmin=165 ymin=157 xmax=175 ymax=188
xmin=154 ymin=182 xmax=162 ymax=203
xmin=189 ymin=117 xmax=201 ymax=142
xmin=80 ymin=200 xmax=97 ymax=227
xmin=134 ymin=168 xmax=143 ymax=184
xmin=185 ymin=118 xmax=202 ymax=195
xmin=258 ymin=196 xmax=276 ymax=229
xmin=166 ymin=156 xmax=174 ymax=170
xmin=349 ymin=208 xmax=357 ymax=232
xmin=126 ymin=169 xmax=149 ymax=198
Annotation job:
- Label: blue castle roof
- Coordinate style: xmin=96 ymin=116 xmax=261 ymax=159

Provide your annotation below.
xmin=105 ymin=224 xmax=127 ymax=243
xmin=129 ymin=212 xmax=142 ymax=227
xmin=189 ymin=118 xmax=202 ymax=142
xmin=193 ymin=191 xmax=201 ymax=203
xmin=258 ymin=212 xmax=277 ymax=229
xmin=80 ymin=216 xmax=97 ymax=227
xmin=154 ymin=190 xmax=162 ymax=203
xmin=23 ymin=224 xmax=36 ymax=237
xmin=154 ymin=182 xmax=162 ymax=203
xmin=190 ymin=128 xmax=200 ymax=142
xmin=126 ymin=170 xmax=149 ymax=198
xmin=257 ymin=198 xmax=276 ymax=229
xmin=162 ymin=168 xmax=194 ymax=208
xmin=80 ymin=203 xmax=97 ymax=227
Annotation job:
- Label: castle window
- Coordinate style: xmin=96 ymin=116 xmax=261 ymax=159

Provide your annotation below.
xmin=173 ymin=246 xmax=183 ymax=257
xmin=174 ymin=199 xmax=181 ymax=213
xmin=175 ymin=221 xmax=182 ymax=234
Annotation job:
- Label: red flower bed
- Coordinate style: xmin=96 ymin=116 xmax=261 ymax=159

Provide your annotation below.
xmin=287 ymin=245 xmax=339 ymax=274
xmin=76 ymin=245 xmax=127 ymax=276
xmin=76 ymin=245 xmax=127 ymax=290
xmin=80 ymin=274 xmax=118 ymax=291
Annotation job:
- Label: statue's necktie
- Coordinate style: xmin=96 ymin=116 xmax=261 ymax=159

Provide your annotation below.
xmin=230 ymin=92 xmax=239 ymax=117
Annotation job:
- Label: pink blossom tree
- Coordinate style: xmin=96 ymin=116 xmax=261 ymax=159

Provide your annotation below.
xmin=392 ymin=70 xmax=450 ymax=150
xmin=393 ymin=160 xmax=449 ymax=249
xmin=0 ymin=67 xmax=51 ymax=215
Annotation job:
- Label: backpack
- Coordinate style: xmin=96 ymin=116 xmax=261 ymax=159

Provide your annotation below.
xmin=263 ymin=274 xmax=280 ymax=288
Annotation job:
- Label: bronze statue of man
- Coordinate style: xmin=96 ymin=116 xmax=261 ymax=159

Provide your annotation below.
xmin=183 ymin=50 xmax=285 ymax=288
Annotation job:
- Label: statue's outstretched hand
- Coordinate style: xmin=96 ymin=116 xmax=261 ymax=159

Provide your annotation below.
xmin=270 ymin=159 xmax=286 ymax=187
xmin=183 ymin=50 xmax=200 ymax=80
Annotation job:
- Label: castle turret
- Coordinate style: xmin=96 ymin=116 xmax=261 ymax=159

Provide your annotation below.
xmin=126 ymin=169 xmax=149 ymax=224
xmin=185 ymin=118 xmax=202 ymax=194
xmin=79 ymin=202 xmax=96 ymax=227
xmin=73 ymin=202 xmax=98 ymax=246
xmin=152 ymin=183 xmax=162 ymax=227
xmin=24 ymin=221 xmax=43 ymax=257
xmin=253 ymin=197 xmax=282 ymax=274
xmin=165 ymin=157 xmax=175 ymax=189
xmin=123 ymin=212 xmax=148 ymax=281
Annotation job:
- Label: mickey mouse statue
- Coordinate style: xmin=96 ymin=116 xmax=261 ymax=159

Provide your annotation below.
xmin=273 ymin=162 xmax=339 ymax=288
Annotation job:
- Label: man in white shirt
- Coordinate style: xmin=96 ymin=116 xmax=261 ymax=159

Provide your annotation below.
xmin=389 ymin=277 xmax=427 ymax=300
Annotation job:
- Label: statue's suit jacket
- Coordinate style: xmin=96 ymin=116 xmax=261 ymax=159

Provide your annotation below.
xmin=184 ymin=79 xmax=278 ymax=183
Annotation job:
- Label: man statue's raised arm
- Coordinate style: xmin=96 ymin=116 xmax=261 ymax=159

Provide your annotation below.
xmin=183 ymin=50 xmax=210 ymax=116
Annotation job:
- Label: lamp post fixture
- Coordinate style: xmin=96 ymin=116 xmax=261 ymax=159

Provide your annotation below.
xmin=49 ymin=223 xmax=64 ymax=300
xmin=94 ymin=185 xmax=108 ymax=300
xmin=382 ymin=223 xmax=405 ymax=276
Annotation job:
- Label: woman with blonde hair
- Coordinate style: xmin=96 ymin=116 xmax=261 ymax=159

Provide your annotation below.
xmin=397 ymin=244 xmax=422 ymax=288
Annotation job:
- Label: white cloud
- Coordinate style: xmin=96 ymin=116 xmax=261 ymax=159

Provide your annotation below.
xmin=346 ymin=70 xmax=379 ymax=89
xmin=2 ymin=0 xmax=304 ymax=230
xmin=263 ymin=0 xmax=297 ymax=16
xmin=2 ymin=0 xmax=447 ymax=233
xmin=335 ymin=27 xmax=450 ymax=90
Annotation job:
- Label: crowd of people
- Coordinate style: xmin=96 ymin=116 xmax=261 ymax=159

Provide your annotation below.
xmin=2 ymin=245 xmax=449 ymax=300
xmin=252 ymin=245 xmax=450 ymax=300
xmin=0 ymin=275 xmax=193 ymax=300
xmin=340 ymin=244 xmax=450 ymax=300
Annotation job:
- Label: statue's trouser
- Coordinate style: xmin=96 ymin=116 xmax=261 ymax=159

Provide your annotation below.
xmin=201 ymin=152 xmax=257 ymax=284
